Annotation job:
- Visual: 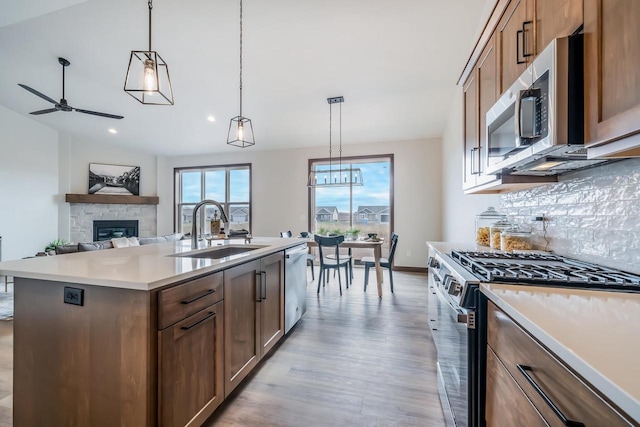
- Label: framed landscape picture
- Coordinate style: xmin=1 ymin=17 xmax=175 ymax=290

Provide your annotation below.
xmin=88 ymin=163 xmax=140 ymax=196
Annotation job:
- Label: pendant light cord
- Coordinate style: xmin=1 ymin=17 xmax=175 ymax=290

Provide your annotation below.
xmin=148 ymin=0 xmax=153 ymax=52
xmin=339 ymin=102 xmax=342 ymax=172
xmin=239 ymin=0 xmax=243 ymax=118
xmin=329 ymin=101 xmax=333 ymax=175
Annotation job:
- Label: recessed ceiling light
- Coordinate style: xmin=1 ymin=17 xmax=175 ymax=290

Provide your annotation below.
xmin=108 ymin=128 xmax=118 ymax=134
xmin=207 ymin=115 xmax=216 ymax=122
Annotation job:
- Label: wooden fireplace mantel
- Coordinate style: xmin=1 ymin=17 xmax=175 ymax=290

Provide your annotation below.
xmin=65 ymin=194 xmax=159 ymax=205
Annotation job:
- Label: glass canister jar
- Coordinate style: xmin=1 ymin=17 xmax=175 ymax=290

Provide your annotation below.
xmin=501 ymin=225 xmax=533 ymax=252
xmin=475 ymin=207 xmax=505 ymax=247
xmin=489 ymin=218 xmax=513 ymax=249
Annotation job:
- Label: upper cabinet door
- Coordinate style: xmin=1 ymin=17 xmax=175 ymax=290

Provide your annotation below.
xmin=584 ymin=0 xmax=640 ymax=156
xmin=477 ymin=33 xmax=499 ymax=182
xmin=497 ymin=0 xmax=534 ymax=95
xmin=534 ymin=0 xmax=582 ymax=51
xmin=463 ymin=71 xmax=479 ymax=190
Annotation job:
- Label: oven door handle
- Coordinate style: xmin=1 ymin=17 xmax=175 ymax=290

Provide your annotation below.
xmin=434 ymin=283 xmax=468 ymax=324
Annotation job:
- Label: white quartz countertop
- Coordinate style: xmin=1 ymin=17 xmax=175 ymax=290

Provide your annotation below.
xmin=481 ymin=283 xmax=640 ymax=423
xmin=0 ymin=237 xmax=306 ymax=291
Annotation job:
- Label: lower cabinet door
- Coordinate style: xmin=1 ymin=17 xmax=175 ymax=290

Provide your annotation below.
xmin=486 ymin=347 xmax=547 ymax=427
xmin=224 ymin=260 xmax=261 ymax=397
xmin=260 ymin=252 xmax=284 ymax=357
xmin=159 ymin=301 xmax=224 ymax=427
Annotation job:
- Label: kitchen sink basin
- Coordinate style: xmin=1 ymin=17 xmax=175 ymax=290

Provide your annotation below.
xmin=170 ymin=245 xmax=267 ymax=259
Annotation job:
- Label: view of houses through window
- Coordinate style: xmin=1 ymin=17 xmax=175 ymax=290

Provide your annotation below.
xmin=310 ymin=155 xmax=393 ymax=257
xmin=175 ymin=164 xmax=251 ymax=236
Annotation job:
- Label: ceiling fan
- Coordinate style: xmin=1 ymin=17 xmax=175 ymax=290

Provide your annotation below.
xmin=18 ymin=57 xmax=124 ymax=120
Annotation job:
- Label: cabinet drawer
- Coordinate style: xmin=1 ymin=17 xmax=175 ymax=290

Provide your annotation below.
xmin=486 ymin=347 xmax=547 ymax=427
xmin=159 ymin=272 xmax=223 ymax=329
xmin=488 ymin=302 xmax=633 ymax=427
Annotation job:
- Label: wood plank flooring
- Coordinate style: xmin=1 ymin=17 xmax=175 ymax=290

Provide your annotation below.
xmin=205 ymin=269 xmax=445 ymax=426
xmin=0 ymin=269 xmax=444 ymax=426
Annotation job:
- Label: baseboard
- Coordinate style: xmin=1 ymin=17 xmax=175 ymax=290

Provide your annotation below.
xmin=393 ymin=266 xmax=428 ymax=273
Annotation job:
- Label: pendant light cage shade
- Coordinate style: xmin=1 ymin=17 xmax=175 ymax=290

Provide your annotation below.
xmin=124 ymin=51 xmax=174 ymax=105
xmin=227 ymin=115 xmax=255 ymax=148
xmin=308 ymin=167 xmax=364 ymax=187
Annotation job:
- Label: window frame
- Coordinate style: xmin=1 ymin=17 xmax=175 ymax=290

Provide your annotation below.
xmin=174 ymin=163 xmax=252 ymax=235
xmin=307 ymin=154 xmax=394 ymax=235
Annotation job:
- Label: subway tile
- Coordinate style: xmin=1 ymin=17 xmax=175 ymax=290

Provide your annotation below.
xmin=595 ymin=201 xmax=629 ymax=216
xmin=567 ymin=203 xmax=597 ymax=216
xmin=579 ymin=241 xmax=610 ymax=257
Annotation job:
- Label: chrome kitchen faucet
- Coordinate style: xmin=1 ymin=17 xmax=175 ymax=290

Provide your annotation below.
xmin=191 ymin=199 xmax=229 ymax=249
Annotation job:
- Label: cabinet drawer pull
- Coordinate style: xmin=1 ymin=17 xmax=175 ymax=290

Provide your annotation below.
xmin=516 ymin=29 xmax=526 ymax=64
xmin=255 ymin=272 xmax=262 ymax=302
xmin=181 ymin=311 xmax=215 ymax=330
xmin=516 ymin=364 xmax=585 ymax=427
xmin=261 ymin=271 xmax=267 ymax=300
xmin=180 ymin=289 xmax=216 ymax=304
xmin=522 ymin=21 xmax=533 ymax=58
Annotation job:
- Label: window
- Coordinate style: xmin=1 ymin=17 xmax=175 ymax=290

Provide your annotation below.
xmin=309 ymin=155 xmax=393 ymax=256
xmin=175 ymin=164 xmax=251 ymax=235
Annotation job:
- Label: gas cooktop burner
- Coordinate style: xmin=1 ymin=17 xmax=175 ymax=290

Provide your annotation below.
xmin=451 ymin=250 xmax=640 ymax=291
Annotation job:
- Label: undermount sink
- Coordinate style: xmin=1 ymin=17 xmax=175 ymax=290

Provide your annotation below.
xmin=170 ymin=245 xmax=267 ymax=259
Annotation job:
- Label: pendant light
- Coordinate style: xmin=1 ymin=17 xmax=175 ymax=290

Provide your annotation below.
xmin=308 ymin=96 xmax=363 ymax=187
xmin=124 ymin=0 xmax=174 ymax=105
xmin=227 ymin=0 xmax=255 ymax=148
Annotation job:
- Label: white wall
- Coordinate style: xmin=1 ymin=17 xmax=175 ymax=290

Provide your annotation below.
xmin=159 ymin=138 xmax=442 ymax=268
xmin=57 ymin=132 xmax=158 ymax=241
xmin=0 ymin=104 xmax=59 ymax=260
xmin=441 ymin=91 xmax=500 ymax=243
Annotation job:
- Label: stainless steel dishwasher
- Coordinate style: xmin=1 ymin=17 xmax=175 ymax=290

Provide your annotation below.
xmin=284 ymin=243 xmax=308 ymax=333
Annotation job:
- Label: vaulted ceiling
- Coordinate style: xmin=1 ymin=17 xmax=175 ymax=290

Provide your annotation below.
xmin=0 ymin=0 xmax=494 ymax=155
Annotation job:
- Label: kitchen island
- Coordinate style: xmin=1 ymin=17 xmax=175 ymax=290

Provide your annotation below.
xmin=0 ymin=237 xmax=307 ymax=427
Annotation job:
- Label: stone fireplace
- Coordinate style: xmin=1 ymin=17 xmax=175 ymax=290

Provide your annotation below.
xmin=69 ymin=203 xmax=157 ymax=244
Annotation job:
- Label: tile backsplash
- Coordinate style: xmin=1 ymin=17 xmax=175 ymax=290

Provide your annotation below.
xmin=500 ymin=158 xmax=640 ymax=274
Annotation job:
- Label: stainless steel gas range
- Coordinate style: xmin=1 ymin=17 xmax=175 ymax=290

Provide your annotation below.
xmin=427 ymin=246 xmax=640 ymax=427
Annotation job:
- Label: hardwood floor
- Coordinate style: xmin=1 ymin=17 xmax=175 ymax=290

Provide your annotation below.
xmin=0 ymin=269 xmax=444 ymax=426
xmin=205 ymin=269 xmax=445 ymax=426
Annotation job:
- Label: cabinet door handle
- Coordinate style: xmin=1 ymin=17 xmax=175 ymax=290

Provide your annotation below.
xmin=261 ymin=271 xmax=267 ymax=300
xmin=470 ymin=147 xmax=480 ymax=175
xmin=516 ymin=365 xmax=585 ymax=427
xmin=516 ymin=29 xmax=526 ymax=64
xmin=255 ymin=272 xmax=262 ymax=302
xmin=522 ymin=21 xmax=533 ymax=58
xmin=181 ymin=311 xmax=215 ymax=330
xmin=180 ymin=289 xmax=215 ymax=304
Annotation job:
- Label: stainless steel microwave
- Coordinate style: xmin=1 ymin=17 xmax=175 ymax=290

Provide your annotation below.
xmin=484 ymin=35 xmax=606 ymax=176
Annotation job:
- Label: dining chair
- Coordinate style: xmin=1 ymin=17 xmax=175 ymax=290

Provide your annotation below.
xmin=281 ymin=230 xmax=315 ymax=279
xmin=361 ymin=232 xmax=398 ymax=293
xmin=314 ymin=234 xmax=351 ymax=296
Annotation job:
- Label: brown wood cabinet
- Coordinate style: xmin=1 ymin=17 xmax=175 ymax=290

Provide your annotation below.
xmin=486 ymin=347 xmax=547 ymax=427
xmin=259 ymin=252 xmax=285 ymax=357
xmin=497 ymin=0 xmax=534 ymax=94
xmin=463 ymin=71 xmax=479 ymax=190
xmin=159 ymin=301 xmax=224 ymax=427
xmin=223 ymin=252 xmax=285 ymax=397
xmin=535 ymin=0 xmax=582 ymax=53
xmin=584 ymin=0 xmax=640 ymax=157
xmin=487 ymin=302 xmax=634 ymax=426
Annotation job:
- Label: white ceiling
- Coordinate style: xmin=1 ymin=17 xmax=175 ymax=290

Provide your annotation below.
xmin=0 ymin=0 xmax=494 ymax=156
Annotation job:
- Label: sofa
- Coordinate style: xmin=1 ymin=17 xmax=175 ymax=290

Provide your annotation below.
xmin=55 ymin=233 xmax=184 ymax=255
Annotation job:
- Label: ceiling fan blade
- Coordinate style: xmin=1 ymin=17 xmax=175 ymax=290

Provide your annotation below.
xmin=30 ymin=108 xmax=59 ymax=115
xmin=18 ymin=84 xmax=57 ymax=104
xmin=74 ymin=108 xmax=124 ymax=120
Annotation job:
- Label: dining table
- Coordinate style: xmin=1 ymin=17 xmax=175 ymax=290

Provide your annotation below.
xmin=306 ymin=238 xmax=385 ymax=297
